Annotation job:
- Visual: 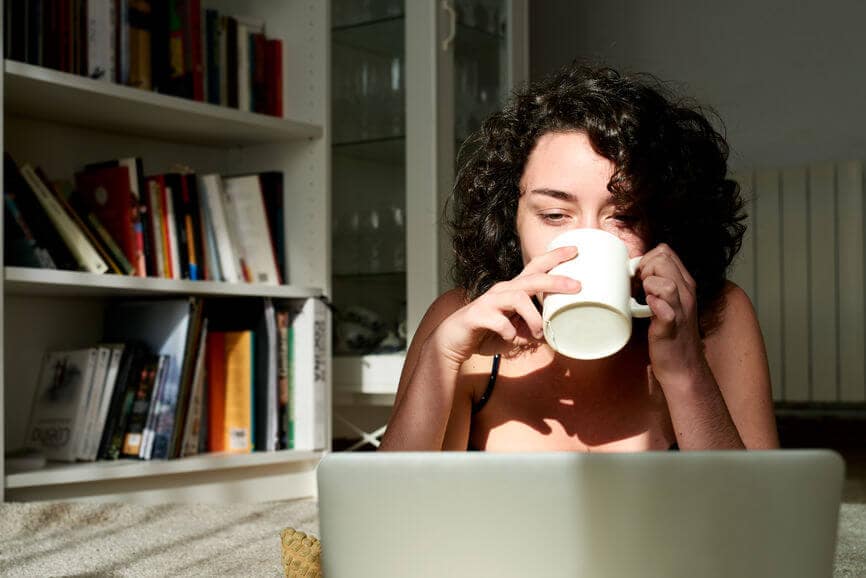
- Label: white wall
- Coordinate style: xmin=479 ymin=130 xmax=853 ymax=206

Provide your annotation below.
xmin=530 ymin=0 xmax=866 ymax=171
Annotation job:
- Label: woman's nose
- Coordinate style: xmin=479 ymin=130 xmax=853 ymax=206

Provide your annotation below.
xmin=573 ymin=216 xmax=603 ymax=230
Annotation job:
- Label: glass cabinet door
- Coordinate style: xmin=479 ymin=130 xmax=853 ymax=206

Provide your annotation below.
xmin=331 ymin=0 xmax=408 ymax=359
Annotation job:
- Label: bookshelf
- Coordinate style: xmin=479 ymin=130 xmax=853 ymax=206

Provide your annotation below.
xmin=1 ymin=0 xmax=331 ymax=503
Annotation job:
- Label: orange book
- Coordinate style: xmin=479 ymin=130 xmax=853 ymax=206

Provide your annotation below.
xmin=207 ymin=331 xmax=252 ymax=453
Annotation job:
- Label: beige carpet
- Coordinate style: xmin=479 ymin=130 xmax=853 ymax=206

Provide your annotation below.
xmin=0 ymin=492 xmax=863 ymax=577
xmin=0 ymin=499 xmax=318 ymax=576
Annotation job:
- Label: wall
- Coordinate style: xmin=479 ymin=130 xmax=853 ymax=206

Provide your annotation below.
xmin=529 ymin=0 xmax=866 ymax=172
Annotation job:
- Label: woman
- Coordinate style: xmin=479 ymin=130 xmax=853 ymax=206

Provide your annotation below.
xmin=379 ymin=62 xmax=779 ymax=452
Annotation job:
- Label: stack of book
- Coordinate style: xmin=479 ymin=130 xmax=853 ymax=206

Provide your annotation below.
xmin=4 ymin=0 xmax=284 ymax=117
xmin=4 ymin=153 xmax=285 ymax=284
xmin=23 ymin=296 xmax=329 ymax=463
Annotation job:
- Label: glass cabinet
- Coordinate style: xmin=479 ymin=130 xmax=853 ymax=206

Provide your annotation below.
xmin=330 ymin=0 xmax=528 ymax=427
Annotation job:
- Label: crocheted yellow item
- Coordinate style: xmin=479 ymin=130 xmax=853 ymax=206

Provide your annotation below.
xmin=280 ymin=528 xmax=322 ymax=577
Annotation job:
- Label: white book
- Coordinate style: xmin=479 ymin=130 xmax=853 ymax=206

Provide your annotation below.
xmin=26 ymin=348 xmax=99 ymax=462
xmin=19 ymin=164 xmax=109 ymax=274
xmin=233 ymin=16 xmax=263 ymax=111
xmin=197 ymin=181 xmax=222 ymax=281
xmin=163 ymin=185 xmax=182 ymax=280
xmin=199 ymin=174 xmax=240 ymax=282
xmin=290 ymin=298 xmax=330 ymax=451
xmin=87 ymin=0 xmax=115 ymax=81
xmin=222 ymin=175 xmax=280 ymax=285
xmin=87 ymin=343 xmax=125 ymax=460
xmin=76 ymin=346 xmax=112 ymax=461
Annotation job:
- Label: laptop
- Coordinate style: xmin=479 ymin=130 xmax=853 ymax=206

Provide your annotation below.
xmin=317 ymin=450 xmax=844 ymax=578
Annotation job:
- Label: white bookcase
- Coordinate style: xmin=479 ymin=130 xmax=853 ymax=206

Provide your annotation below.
xmin=1 ymin=0 xmax=331 ymax=503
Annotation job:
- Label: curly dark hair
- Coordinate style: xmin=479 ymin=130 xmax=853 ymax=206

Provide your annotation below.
xmin=448 ymin=62 xmax=746 ymax=334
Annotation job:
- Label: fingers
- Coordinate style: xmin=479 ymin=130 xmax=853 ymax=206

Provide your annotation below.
xmin=492 ymin=271 xmax=581 ymax=296
xmin=640 ymin=243 xmax=695 ymax=289
xmin=518 ymin=245 xmax=578 ymax=277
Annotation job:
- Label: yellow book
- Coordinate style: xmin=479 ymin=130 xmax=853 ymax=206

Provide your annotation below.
xmin=222 ymin=331 xmax=253 ymax=453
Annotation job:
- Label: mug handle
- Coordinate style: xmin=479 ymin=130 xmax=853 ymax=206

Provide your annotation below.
xmin=628 ymin=257 xmax=653 ymax=318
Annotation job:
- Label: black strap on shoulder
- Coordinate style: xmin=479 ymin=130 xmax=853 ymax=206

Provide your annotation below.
xmin=472 ymin=354 xmax=501 ymax=415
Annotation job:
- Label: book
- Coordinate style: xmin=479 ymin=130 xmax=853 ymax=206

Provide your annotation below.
xmin=207 ymin=331 xmax=253 ymax=453
xmin=38 ymin=169 xmax=127 ymax=275
xmin=140 ymin=354 xmax=170 ymax=459
xmin=86 ymin=0 xmax=115 ymax=80
xmin=166 ymin=298 xmax=206 ymax=458
xmin=198 ymin=174 xmax=240 ymax=282
xmin=103 ymin=299 xmax=195 ymax=460
xmin=115 ymin=0 xmax=130 ymax=84
xmin=288 ymin=298 xmax=330 ymax=451
xmin=164 ymin=173 xmax=192 ymax=279
xmin=4 ymin=154 xmax=77 ymax=270
xmin=276 ymin=309 xmax=290 ymax=449
xmin=83 ymin=157 xmax=149 ymax=276
xmin=222 ymin=175 xmax=281 ymax=285
xmin=25 ymin=348 xmax=99 ymax=462
xmin=180 ymin=319 xmax=208 ymax=457
xmin=144 ymin=176 xmax=168 ymax=278
xmin=195 ymin=178 xmax=220 ymax=281
xmin=265 ymin=38 xmax=283 ymax=117
xmin=97 ymin=343 xmax=148 ymax=460
xmin=20 ymin=164 xmax=109 ymax=274
xmin=163 ymin=184 xmax=181 ymax=279
xmin=205 ymin=9 xmax=220 ymax=105
xmin=76 ymin=345 xmax=112 ymax=460
xmin=128 ymin=0 xmax=152 ymax=89
xmin=4 ymin=193 xmax=56 ymax=269
xmin=86 ymin=343 xmax=125 ymax=461
xmin=259 ymin=172 xmax=286 ymax=281
xmin=121 ymin=354 xmax=161 ymax=457
xmin=73 ymin=165 xmax=140 ymax=274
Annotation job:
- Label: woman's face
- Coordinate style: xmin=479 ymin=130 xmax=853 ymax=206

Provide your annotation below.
xmin=516 ymin=131 xmax=647 ymax=266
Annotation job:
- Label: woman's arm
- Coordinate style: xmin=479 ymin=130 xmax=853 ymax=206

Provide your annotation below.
xmin=379 ymin=247 xmax=583 ymax=451
xmin=379 ymin=290 xmax=471 ymax=451
xmin=639 ymin=244 xmax=778 ymax=449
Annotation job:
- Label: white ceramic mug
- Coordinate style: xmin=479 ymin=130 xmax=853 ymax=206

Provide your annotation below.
xmin=542 ymin=228 xmax=653 ymax=359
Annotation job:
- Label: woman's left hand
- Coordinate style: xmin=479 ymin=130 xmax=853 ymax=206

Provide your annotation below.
xmin=638 ymin=243 xmax=711 ymax=390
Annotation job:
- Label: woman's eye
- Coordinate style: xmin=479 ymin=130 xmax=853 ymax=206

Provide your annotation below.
xmin=541 ymin=212 xmax=567 ymax=223
xmin=613 ymin=214 xmax=638 ymax=225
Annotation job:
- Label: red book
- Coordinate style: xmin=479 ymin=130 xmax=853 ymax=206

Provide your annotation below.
xmin=206 ymin=332 xmax=227 ymax=452
xmin=74 ymin=167 xmax=139 ymax=274
xmin=265 ymin=39 xmax=283 ymax=117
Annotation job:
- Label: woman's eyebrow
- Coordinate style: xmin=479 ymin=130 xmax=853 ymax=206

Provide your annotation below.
xmin=529 ymin=188 xmax=577 ymax=201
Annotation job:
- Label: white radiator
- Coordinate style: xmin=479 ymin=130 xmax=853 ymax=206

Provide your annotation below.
xmin=731 ymin=162 xmax=866 ymax=403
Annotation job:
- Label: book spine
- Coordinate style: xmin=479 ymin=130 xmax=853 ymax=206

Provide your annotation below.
xmin=200 ymin=175 xmax=239 ymax=282
xmin=276 ymin=310 xmax=289 ymax=449
xmin=291 ymin=298 xmax=329 ymax=450
xmin=128 ymin=0 xmax=152 ymax=89
xmin=115 ymin=0 xmax=130 ymax=84
xmin=226 ymin=16 xmax=238 ymax=108
xmin=265 ymin=39 xmax=283 ymax=117
xmin=207 ymin=331 xmax=227 ymax=452
xmin=224 ymin=331 xmax=253 ymax=453
xmin=86 ymin=213 xmax=135 ymax=274
xmin=218 ymin=16 xmax=228 ymax=106
xmin=180 ymin=319 xmax=208 ymax=457
xmin=20 ymin=165 xmax=109 ymax=274
xmin=145 ymin=177 xmax=166 ymax=278
xmin=77 ymin=346 xmax=111 ymax=460
xmin=89 ymin=344 xmax=124 ymax=460
xmin=205 ymin=9 xmax=220 ymax=105
xmin=121 ymin=356 xmax=159 ymax=457
xmin=236 ymin=22 xmax=249 ymax=111
xmin=163 ymin=184 xmax=181 ymax=279
xmin=197 ymin=179 xmax=221 ymax=281
xmin=87 ymin=0 xmax=113 ymax=80
xmin=66 ymin=349 xmax=100 ymax=461
xmin=188 ymin=0 xmax=203 ymax=101
xmin=139 ymin=354 xmax=168 ymax=459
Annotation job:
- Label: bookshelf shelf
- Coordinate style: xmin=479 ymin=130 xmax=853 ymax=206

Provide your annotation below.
xmin=4 ymin=267 xmax=323 ymax=299
xmin=4 ymin=60 xmax=323 ymax=147
xmin=5 ymin=449 xmax=323 ymax=489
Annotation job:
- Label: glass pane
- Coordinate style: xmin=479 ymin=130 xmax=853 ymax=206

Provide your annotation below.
xmin=331 ymin=0 xmax=407 ymax=356
xmin=454 ymin=0 xmax=509 ymax=146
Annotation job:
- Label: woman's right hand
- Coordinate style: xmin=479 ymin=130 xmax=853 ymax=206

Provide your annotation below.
xmin=430 ymin=245 xmax=582 ymax=366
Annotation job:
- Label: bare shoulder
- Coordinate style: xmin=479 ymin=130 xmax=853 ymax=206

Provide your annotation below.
xmin=705 ymin=281 xmax=759 ymax=347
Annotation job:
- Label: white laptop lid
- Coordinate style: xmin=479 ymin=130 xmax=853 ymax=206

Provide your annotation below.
xmin=317 ymin=450 xmax=844 ymax=578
